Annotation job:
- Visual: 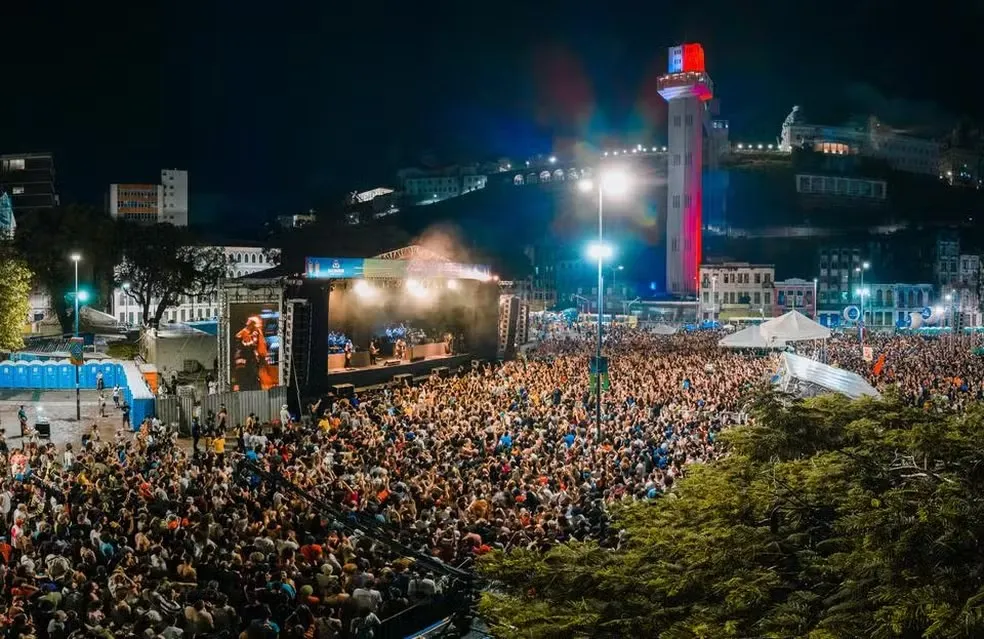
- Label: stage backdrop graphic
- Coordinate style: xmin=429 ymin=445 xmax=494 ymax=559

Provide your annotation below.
xmin=229 ymin=302 xmax=280 ymax=391
xmin=305 ymin=257 xmax=490 ymax=281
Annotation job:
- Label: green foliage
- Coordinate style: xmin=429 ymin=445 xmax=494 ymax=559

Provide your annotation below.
xmin=14 ymin=204 xmax=121 ymax=333
xmin=479 ymin=393 xmax=984 ymax=638
xmin=0 ymin=247 xmax=33 ymax=351
xmin=106 ymin=341 xmax=139 ymax=360
xmin=114 ymin=223 xmax=226 ymax=327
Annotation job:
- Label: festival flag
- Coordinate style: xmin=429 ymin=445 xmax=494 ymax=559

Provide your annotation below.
xmin=872 ymin=353 xmax=886 ymax=376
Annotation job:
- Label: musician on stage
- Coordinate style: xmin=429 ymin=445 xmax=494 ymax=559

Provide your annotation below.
xmin=395 ymin=338 xmax=407 ymax=361
xmin=369 ymin=338 xmax=380 ymax=365
xmin=344 ymin=340 xmax=354 ymax=368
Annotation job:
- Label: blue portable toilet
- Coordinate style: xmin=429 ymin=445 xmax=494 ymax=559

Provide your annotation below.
xmin=12 ymin=362 xmax=29 ymax=388
xmin=0 ymin=362 xmax=13 ymax=388
xmin=57 ymin=362 xmax=75 ymax=390
xmin=82 ymin=362 xmax=100 ymax=389
xmin=99 ymin=362 xmax=117 ymax=388
xmin=28 ymin=362 xmax=44 ymax=389
xmin=43 ymin=363 xmax=58 ymax=389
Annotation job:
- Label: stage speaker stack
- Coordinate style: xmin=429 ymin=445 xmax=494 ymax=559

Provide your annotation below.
xmin=282 ymin=299 xmax=312 ymax=389
xmin=497 ymin=296 xmax=520 ymax=359
xmin=331 ymin=383 xmax=355 ymax=398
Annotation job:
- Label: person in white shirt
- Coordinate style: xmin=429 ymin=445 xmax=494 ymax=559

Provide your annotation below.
xmin=63 ymin=444 xmax=75 ymax=471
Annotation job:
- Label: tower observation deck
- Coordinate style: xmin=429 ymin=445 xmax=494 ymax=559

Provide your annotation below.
xmin=658 ymin=43 xmax=713 ymax=295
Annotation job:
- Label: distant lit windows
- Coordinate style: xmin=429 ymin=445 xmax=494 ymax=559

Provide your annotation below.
xmin=11 ymin=186 xmax=24 ymax=195
xmin=796 ymin=174 xmax=886 ymax=200
xmin=2 ymin=159 xmax=25 ymax=171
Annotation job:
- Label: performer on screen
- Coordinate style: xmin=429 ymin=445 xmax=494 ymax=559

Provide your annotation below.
xmin=233 ymin=315 xmax=268 ymax=391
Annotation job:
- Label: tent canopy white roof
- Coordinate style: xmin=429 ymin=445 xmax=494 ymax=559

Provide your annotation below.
xmin=776 ymin=352 xmax=881 ymax=400
xmin=759 ymin=310 xmax=831 ymax=342
xmin=718 ymin=324 xmax=786 ymax=349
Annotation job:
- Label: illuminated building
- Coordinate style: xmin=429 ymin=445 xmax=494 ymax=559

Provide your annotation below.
xmin=0 ymin=152 xmax=58 ymax=215
xmin=698 ymin=263 xmax=774 ymax=321
xmin=108 ymin=169 xmax=188 ymax=225
xmin=658 ymin=43 xmax=713 ymax=295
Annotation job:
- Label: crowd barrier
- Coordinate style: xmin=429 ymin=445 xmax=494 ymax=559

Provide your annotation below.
xmin=0 ymin=359 xmax=155 ymax=429
xmin=156 ymin=386 xmax=288 ymax=434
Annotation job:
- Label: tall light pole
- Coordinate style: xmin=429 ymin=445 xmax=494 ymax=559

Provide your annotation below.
xmin=122 ymin=282 xmax=131 ymax=327
xmin=812 ymin=277 xmax=818 ymax=321
xmin=579 ymin=169 xmax=631 ymax=442
xmin=855 ymin=261 xmax=870 ymax=349
xmin=71 ymin=253 xmax=82 ymax=421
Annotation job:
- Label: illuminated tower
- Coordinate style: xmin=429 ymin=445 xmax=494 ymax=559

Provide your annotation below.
xmin=658 ymin=43 xmax=713 ymax=295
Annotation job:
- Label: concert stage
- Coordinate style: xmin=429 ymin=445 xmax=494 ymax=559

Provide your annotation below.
xmin=325 ymin=353 xmax=474 ymax=389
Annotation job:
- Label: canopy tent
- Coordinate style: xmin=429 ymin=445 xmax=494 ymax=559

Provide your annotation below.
xmin=718 ymin=324 xmax=786 ymax=349
xmin=759 ymin=310 xmax=831 ymax=343
xmin=775 ymin=352 xmax=880 ymax=400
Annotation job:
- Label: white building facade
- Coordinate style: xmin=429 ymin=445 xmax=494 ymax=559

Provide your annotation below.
xmin=111 ymin=246 xmax=277 ymax=326
xmin=699 ymin=263 xmax=774 ymax=321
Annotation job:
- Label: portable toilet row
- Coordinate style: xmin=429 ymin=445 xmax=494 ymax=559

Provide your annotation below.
xmin=0 ymin=360 xmax=124 ymax=390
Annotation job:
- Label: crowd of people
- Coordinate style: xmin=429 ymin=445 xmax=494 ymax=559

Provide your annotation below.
xmin=0 ymin=322 xmax=981 ymax=639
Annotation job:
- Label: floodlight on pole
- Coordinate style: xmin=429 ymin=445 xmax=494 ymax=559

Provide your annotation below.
xmin=577 ymin=178 xmax=594 ymax=193
xmin=586 ymin=241 xmax=614 ymax=261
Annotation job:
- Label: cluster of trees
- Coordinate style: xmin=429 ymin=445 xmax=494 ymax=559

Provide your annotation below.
xmin=479 ymin=390 xmax=984 ymax=638
xmin=7 ymin=204 xmax=226 ymax=336
xmin=0 ymin=245 xmax=33 ymax=350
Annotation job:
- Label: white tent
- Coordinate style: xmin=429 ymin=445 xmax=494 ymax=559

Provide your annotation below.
xmin=718 ymin=324 xmax=786 ymax=349
xmin=759 ymin=310 xmax=831 ymax=343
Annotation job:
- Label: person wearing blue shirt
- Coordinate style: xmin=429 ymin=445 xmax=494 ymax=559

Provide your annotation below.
xmin=499 ymin=433 xmax=513 ymax=449
xmin=563 ymin=433 xmax=575 ymax=448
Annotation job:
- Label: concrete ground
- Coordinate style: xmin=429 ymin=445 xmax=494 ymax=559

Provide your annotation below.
xmin=0 ymin=389 xmax=134 ymax=451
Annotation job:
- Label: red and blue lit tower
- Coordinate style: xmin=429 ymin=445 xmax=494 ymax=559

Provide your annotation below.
xmin=658 ymin=43 xmax=713 ymax=295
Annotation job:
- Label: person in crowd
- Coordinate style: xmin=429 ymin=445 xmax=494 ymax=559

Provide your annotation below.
xmin=0 ymin=323 xmax=980 ymax=639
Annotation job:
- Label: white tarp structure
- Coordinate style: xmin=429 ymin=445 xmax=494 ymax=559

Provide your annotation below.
xmin=648 ymin=324 xmax=678 ymax=335
xmin=775 ymin=352 xmax=881 ymax=400
xmin=759 ymin=310 xmax=831 ymax=343
xmin=718 ymin=325 xmax=786 ymax=349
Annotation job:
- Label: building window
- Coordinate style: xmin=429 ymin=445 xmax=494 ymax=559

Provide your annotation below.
xmin=754 ymin=273 xmax=761 ymax=284
xmin=2 ymin=159 xmax=25 ymax=171
xmin=753 ymin=292 xmax=761 ymax=304
xmin=764 ymin=292 xmax=771 ymax=305
xmin=673 ymin=154 xmax=681 ymax=166
xmin=685 ymin=114 xmax=693 ymax=126
xmin=685 ymin=152 xmax=692 ymax=166
xmin=672 ymin=195 xmax=680 ymax=208
xmin=11 ymin=186 xmax=24 ymax=195
xmin=673 ymin=116 xmax=681 ymax=127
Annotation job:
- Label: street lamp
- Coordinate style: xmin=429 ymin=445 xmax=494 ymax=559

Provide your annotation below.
xmin=579 ymin=168 xmax=632 ymax=441
xmin=812 ymin=277 xmax=819 ymax=321
xmin=854 ymin=261 xmax=870 ymax=348
xmin=122 ymin=282 xmax=131 ymax=327
xmin=70 ymin=253 xmax=82 ymax=421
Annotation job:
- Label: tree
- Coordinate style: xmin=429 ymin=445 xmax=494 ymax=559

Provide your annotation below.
xmin=0 ymin=247 xmax=33 ymax=351
xmin=14 ymin=204 xmax=122 ymax=333
xmin=114 ymin=223 xmax=226 ymax=328
xmin=479 ymin=390 xmax=984 ymax=638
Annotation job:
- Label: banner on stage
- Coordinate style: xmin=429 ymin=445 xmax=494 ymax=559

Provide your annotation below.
xmin=305 ymin=257 xmax=491 ymax=281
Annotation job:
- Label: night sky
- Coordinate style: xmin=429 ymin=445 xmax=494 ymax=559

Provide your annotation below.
xmin=3 ymin=1 xmax=981 ymax=225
